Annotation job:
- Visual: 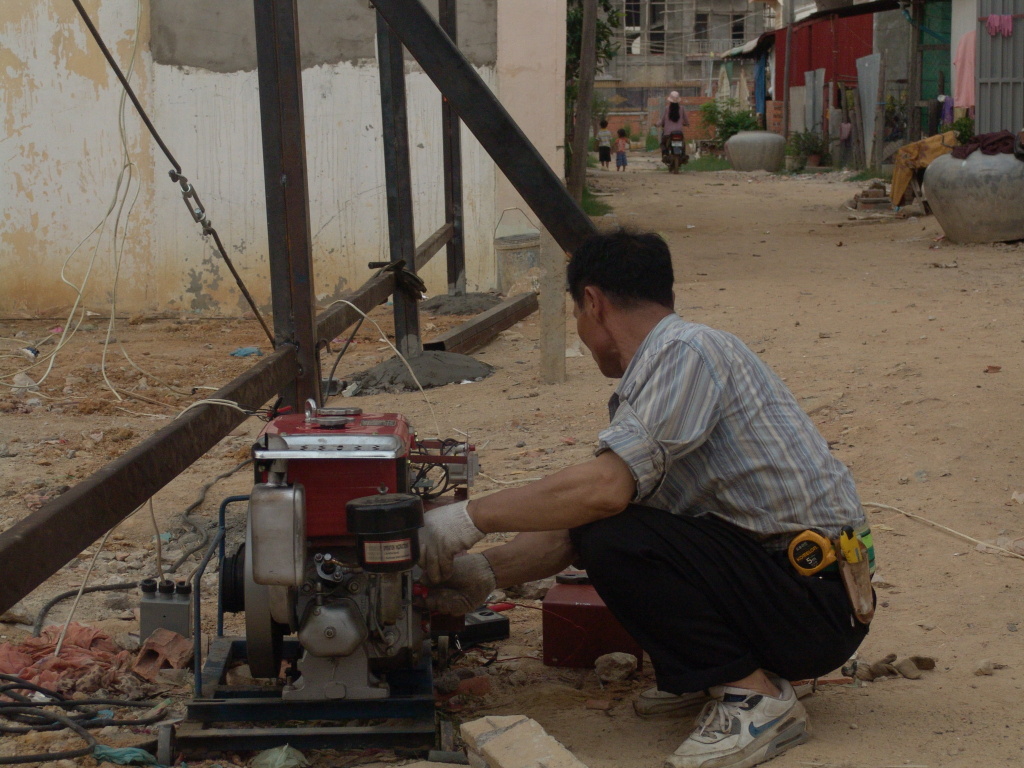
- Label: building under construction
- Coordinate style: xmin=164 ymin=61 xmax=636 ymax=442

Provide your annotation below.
xmin=596 ymin=0 xmax=775 ymax=135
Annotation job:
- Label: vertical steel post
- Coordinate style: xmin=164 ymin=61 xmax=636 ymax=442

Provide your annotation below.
xmin=253 ymin=0 xmax=320 ymax=407
xmin=439 ymin=0 xmax=466 ymax=297
xmin=376 ymin=12 xmax=422 ymax=357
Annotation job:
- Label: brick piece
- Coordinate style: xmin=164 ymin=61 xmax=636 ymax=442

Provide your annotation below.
xmin=132 ymin=628 xmax=193 ymax=683
xmin=456 ymin=675 xmax=493 ymax=697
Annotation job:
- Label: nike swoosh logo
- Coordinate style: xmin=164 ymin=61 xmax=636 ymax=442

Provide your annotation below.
xmin=748 ymin=716 xmax=784 ymax=738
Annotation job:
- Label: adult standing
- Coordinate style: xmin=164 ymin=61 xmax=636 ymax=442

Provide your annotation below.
xmin=657 ymin=90 xmax=690 ymax=162
xmin=419 ymin=231 xmax=873 ymax=768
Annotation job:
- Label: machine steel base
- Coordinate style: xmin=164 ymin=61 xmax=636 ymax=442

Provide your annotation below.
xmin=162 ymin=637 xmax=436 ymax=761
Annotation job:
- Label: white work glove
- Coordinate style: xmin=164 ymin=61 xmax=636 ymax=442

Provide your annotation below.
xmin=418 ymin=499 xmax=485 ymax=584
xmin=426 ymin=553 xmax=497 ymax=615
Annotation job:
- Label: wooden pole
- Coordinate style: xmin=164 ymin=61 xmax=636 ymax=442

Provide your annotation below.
xmin=851 ymin=87 xmax=866 ymax=170
xmin=781 ymin=0 xmax=795 ymax=139
xmin=872 ymin=56 xmax=887 ymax=169
xmin=538 ymin=228 xmax=566 ymax=384
xmin=567 ymin=0 xmax=597 ymax=202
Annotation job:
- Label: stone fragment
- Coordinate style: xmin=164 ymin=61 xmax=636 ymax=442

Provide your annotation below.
xmin=974 ymin=660 xmax=995 ymax=676
xmin=894 ymin=658 xmax=922 ymax=679
xmin=594 ymin=652 xmax=637 ymax=682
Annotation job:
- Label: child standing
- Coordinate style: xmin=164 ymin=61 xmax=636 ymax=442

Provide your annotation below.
xmin=596 ymin=120 xmax=613 ymax=170
xmin=614 ymin=128 xmax=629 ymax=171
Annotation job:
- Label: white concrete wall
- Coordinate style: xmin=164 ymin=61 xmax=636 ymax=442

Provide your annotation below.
xmin=494 ymin=0 xmax=568 ymax=238
xmin=950 ymin=0 xmax=977 ymax=74
xmin=1 ymin=0 xmax=565 ymax=316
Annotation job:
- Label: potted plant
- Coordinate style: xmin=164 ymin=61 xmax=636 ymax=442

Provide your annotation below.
xmin=787 ymin=130 xmax=829 ymax=168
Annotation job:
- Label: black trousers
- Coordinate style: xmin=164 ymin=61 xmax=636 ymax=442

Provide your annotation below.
xmin=570 ymin=506 xmax=869 ymax=693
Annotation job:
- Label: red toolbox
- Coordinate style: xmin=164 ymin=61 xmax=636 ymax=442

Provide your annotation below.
xmin=542 ymin=581 xmax=644 ymax=669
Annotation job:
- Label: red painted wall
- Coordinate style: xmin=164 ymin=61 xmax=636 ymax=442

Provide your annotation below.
xmin=774 ymin=15 xmax=875 ymax=96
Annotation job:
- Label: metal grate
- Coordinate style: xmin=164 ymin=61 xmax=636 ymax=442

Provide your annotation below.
xmin=976 ymin=0 xmax=1024 ymax=133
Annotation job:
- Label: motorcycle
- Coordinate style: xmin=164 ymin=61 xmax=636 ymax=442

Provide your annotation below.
xmin=665 ymin=131 xmax=688 ymax=174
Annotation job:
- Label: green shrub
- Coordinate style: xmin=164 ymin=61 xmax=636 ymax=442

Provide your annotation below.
xmin=699 ymin=99 xmax=761 ymax=148
xmin=645 ymin=133 xmax=660 ymax=151
xmin=787 ymin=130 xmax=829 ymax=160
xmin=938 ymin=115 xmax=974 ymax=145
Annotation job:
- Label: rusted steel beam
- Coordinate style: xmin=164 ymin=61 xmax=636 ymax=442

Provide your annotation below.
xmin=414 ymin=222 xmax=455 ymax=273
xmin=314 ymin=271 xmax=397 ymax=347
xmin=423 ymin=292 xmax=538 ymax=354
xmin=0 ymin=347 xmax=300 ymax=615
xmin=254 ymin=0 xmax=320 ymax=408
xmin=367 ymin=0 xmax=597 ymax=255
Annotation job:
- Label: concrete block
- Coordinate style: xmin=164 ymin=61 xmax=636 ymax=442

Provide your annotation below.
xmin=461 ymin=715 xmax=530 ymax=752
xmin=481 ymin=718 xmax=588 ymax=768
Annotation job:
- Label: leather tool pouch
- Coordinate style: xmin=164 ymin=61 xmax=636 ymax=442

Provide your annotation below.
xmin=835 ymin=537 xmax=874 ymax=625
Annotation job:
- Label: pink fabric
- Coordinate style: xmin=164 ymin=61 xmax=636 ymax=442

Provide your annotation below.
xmin=953 ymin=30 xmax=976 ymax=109
xmin=1000 ymin=14 xmax=1013 ymax=36
xmin=986 ymin=14 xmax=1001 ymax=35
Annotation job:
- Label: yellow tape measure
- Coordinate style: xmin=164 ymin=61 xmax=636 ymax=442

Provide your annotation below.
xmin=787 ymin=529 xmax=837 ymax=576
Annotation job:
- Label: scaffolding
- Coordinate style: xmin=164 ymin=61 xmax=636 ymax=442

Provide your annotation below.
xmin=603 ymin=0 xmax=774 ymax=95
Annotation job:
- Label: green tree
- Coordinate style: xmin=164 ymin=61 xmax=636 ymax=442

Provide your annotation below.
xmin=565 ymin=0 xmax=621 ymax=176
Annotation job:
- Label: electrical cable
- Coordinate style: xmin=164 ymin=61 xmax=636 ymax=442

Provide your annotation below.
xmin=323 ymin=316 xmax=366 ymax=399
xmin=324 ymin=299 xmax=443 ymax=437
xmin=0 ymin=706 xmax=96 ymax=764
xmin=68 ymin=0 xmax=274 ymax=346
xmin=0 ymin=675 xmax=161 ymax=765
xmin=150 ymin=499 xmax=164 ymax=579
xmin=53 ymin=527 xmax=116 ymax=658
xmin=32 ymin=460 xmax=252 ymax=635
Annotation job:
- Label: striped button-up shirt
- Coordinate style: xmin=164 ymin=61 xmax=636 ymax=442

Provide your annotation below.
xmin=597 ymin=314 xmax=864 ymax=545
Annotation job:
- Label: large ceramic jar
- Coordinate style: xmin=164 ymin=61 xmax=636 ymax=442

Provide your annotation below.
xmin=724 ymin=131 xmax=786 ymax=172
xmin=924 ymin=152 xmax=1024 ymax=243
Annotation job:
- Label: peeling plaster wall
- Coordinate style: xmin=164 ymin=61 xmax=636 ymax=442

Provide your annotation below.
xmin=1 ymin=0 xmax=565 ymax=317
xmin=495 ymin=0 xmax=568 ymax=237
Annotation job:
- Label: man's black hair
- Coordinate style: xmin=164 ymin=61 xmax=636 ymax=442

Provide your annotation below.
xmin=567 ymin=230 xmax=674 ymax=309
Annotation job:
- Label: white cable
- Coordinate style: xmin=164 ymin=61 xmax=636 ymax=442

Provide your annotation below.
xmin=53 ymin=527 xmax=114 ymax=657
xmin=99 ymin=0 xmax=144 ymax=402
xmin=177 ymin=398 xmax=251 ymax=419
xmin=864 ymin=501 xmax=1024 ymax=563
xmin=478 ymin=471 xmax=541 ymax=486
xmin=325 ymin=299 xmax=442 ymax=437
xmin=149 ymin=498 xmax=164 ymax=578
xmin=5 ymin=0 xmax=145 ymax=392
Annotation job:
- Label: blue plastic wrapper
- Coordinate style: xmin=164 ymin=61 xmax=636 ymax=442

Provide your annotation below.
xmin=92 ymin=745 xmax=162 ymax=766
xmin=229 ymin=346 xmax=262 ymax=357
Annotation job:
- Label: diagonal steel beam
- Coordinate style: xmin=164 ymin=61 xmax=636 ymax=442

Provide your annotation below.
xmin=367 ymin=0 xmax=597 ymax=255
xmin=0 ymin=347 xmax=300 ymax=615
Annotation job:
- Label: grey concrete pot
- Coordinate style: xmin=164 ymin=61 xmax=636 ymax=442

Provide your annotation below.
xmin=924 ymin=152 xmax=1024 ymax=243
xmin=724 ymin=131 xmax=786 ymax=172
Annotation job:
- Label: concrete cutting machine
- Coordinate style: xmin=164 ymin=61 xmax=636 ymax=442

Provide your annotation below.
xmin=220 ymin=399 xmax=477 ymax=701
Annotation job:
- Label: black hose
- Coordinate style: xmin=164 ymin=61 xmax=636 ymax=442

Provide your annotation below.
xmin=32 ymin=582 xmax=138 ymax=637
xmin=0 ymin=707 xmax=96 ymax=764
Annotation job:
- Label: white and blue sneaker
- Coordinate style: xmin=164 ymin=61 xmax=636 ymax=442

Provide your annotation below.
xmin=665 ymin=679 xmax=809 ymax=768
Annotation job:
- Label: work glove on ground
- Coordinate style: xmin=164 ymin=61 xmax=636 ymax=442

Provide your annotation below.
xmin=426 ymin=553 xmax=497 ymax=615
xmin=418 ymin=499 xmax=485 ymax=584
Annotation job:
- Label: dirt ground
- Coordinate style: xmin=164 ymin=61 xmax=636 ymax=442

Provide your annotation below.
xmin=3 ymin=153 xmax=1024 ymax=768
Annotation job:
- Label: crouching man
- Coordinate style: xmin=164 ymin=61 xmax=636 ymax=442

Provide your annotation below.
xmin=419 ymin=231 xmax=872 ymax=768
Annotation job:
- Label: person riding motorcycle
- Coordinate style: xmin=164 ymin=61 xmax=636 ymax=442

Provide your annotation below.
xmin=657 ymin=91 xmax=690 ymax=166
